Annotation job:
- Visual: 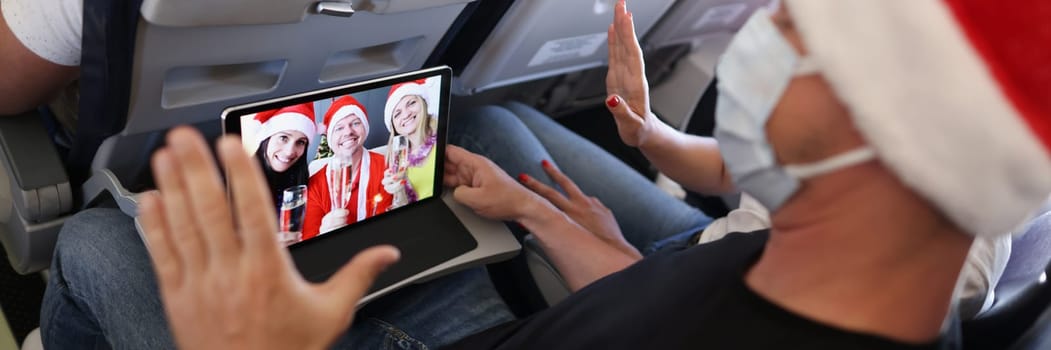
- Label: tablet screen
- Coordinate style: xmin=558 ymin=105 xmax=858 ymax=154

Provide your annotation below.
xmin=223 ymin=68 xmax=449 ymax=246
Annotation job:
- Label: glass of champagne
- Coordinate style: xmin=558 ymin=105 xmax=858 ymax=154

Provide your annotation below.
xmin=328 ymin=157 xmax=350 ymax=212
xmin=278 ymin=185 xmax=307 ymax=246
xmin=388 ymin=135 xmax=410 ymax=208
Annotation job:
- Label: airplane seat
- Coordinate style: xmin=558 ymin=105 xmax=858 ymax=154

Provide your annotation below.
xmin=453 ymin=0 xmax=677 ymax=96
xmin=0 ymin=0 xmax=484 ymax=276
xmin=963 ymin=211 xmax=1051 ymax=349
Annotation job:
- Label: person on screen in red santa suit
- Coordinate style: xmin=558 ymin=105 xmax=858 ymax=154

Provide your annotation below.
xmin=303 ymin=95 xmax=392 ymax=240
xmin=251 ymin=103 xmax=317 ymax=210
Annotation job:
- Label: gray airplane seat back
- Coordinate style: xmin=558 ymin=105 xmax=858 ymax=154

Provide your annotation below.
xmin=640 ymin=0 xmax=769 ymax=87
xmin=453 ymin=0 xmax=677 ymax=95
xmin=643 ymin=0 xmax=769 ymax=52
xmin=85 ymin=0 xmax=476 ymax=216
xmin=2 ymin=0 xmax=477 ymax=275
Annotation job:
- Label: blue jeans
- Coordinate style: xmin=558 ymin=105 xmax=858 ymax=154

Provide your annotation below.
xmin=40 ymin=103 xmax=710 ymax=349
xmin=451 ymin=102 xmax=712 ymax=252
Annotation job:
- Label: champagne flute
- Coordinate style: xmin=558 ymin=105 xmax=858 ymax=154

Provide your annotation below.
xmin=388 ymin=135 xmax=410 ymax=208
xmin=278 ymin=185 xmax=307 ymax=245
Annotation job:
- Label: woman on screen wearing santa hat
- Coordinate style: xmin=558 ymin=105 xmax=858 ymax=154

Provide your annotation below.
xmin=252 ymin=103 xmax=317 ymax=208
xmin=381 ymin=77 xmax=441 ymax=208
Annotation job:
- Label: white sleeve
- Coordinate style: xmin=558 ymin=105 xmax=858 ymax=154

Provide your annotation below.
xmin=2 ymin=0 xmax=83 ymax=66
xmin=697 ymin=193 xmax=772 ymax=245
xmin=956 ymin=234 xmax=1012 ymax=319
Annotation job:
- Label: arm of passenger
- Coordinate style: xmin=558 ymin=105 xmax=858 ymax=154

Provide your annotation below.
xmin=444 ymin=145 xmax=640 ymax=291
xmin=639 ymin=121 xmax=735 ymax=195
xmin=518 ymin=200 xmax=642 ymax=292
xmin=604 ymin=0 xmax=732 ymax=195
xmin=0 ymin=8 xmax=78 ymax=115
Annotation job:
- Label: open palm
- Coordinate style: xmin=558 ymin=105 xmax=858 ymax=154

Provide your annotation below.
xmin=605 ymin=0 xmax=657 ymax=147
xmin=138 ymin=127 xmax=399 ymax=350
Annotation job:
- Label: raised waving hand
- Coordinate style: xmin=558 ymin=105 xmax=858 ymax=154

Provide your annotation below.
xmin=138 ymin=127 xmax=399 ymax=350
xmin=605 ymin=0 xmax=660 ymax=148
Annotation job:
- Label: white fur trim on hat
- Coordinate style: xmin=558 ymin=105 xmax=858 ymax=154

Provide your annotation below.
xmin=785 ymin=0 xmax=1051 ymax=236
xmin=256 ymin=112 xmax=318 ymax=146
xmin=326 ymin=105 xmax=370 ymax=136
xmin=384 ymin=78 xmax=440 ymax=133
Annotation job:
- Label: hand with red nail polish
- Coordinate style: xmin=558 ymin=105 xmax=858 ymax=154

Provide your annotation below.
xmin=443 ymin=145 xmax=551 ymax=222
xmin=521 ymin=160 xmax=639 ymax=259
xmin=606 ymin=0 xmax=658 ymax=148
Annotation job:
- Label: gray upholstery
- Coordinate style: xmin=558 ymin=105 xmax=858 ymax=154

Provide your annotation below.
xmin=643 ymin=0 xmax=769 ymax=51
xmin=455 ymin=0 xmax=677 ymax=94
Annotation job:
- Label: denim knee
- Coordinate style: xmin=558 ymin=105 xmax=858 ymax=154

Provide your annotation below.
xmin=451 ymin=105 xmax=528 ymax=147
xmin=51 ymin=208 xmax=147 ymax=286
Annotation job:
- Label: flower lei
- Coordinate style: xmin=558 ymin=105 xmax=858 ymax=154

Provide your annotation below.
xmin=400 ymin=134 xmax=435 ymax=204
xmin=404 ymin=180 xmax=418 ymax=204
xmin=408 ymin=134 xmax=437 ymax=167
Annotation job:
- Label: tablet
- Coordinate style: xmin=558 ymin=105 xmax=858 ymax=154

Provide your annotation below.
xmin=221 ymin=67 xmax=452 ymax=247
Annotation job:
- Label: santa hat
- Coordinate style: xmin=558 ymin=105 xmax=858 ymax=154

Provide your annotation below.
xmin=784 ymin=0 xmax=1051 ymax=236
xmin=384 ymin=77 xmax=440 ymax=133
xmin=322 ymin=95 xmax=370 ymax=136
xmin=254 ymin=103 xmax=317 ymax=146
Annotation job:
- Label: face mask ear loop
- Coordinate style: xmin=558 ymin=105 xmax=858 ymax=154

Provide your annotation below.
xmin=794 ymin=56 xmax=820 ymax=76
xmin=783 ymin=147 xmax=877 ymax=179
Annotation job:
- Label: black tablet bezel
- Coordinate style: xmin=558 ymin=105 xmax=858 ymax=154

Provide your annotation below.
xmin=219 ymin=66 xmax=453 ymax=244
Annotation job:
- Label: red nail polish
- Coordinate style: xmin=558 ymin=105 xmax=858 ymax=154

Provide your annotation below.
xmin=518 ymin=174 xmax=529 ymax=182
xmin=606 ymin=96 xmax=620 ymax=108
xmin=541 ymin=160 xmax=552 ymax=168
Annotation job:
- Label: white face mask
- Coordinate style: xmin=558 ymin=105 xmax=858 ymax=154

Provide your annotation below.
xmin=714 ymin=8 xmax=876 ymax=211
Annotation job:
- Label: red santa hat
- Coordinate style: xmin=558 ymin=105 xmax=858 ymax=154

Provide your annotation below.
xmin=322 ymin=95 xmax=370 ymax=136
xmin=785 ymin=0 xmax=1051 ymax=236
xmin=254 ymin=103 xmax=318 ymax=146
xmin=384 ymin=77 xmax=440 ymax=133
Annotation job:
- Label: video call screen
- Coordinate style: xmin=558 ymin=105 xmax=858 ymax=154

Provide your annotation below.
xmin=237 ymin=75 xmax=443 ymax=246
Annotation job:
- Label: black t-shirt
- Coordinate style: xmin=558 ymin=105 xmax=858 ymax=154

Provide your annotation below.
xmin=444 ymin=230 xmax=951 ymax=350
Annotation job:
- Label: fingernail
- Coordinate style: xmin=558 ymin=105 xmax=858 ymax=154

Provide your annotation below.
xmin=518 ymin=174 xmax=529 ymax=183
xmin=606 ymin=95 xmax=620 ymax=108
xmin=541 ymin=160 xmax=552 ymax=168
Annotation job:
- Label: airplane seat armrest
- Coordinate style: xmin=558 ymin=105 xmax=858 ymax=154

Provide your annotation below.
xmin=523 ymin=234 xmax=571 ymax=306
xmin=0 ymin=110 xmax=73 ymax=274
xmin=0 ymin=111 xmax=73 ymax=220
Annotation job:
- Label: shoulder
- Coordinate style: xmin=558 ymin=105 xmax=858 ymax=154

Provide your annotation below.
xmin=2 ymin=0 xmax=83 ymax=66
xmin=308 ymin=166 xmax=328 ymax=184
xmin=368 ymin=151 xmax=386 ymax=168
